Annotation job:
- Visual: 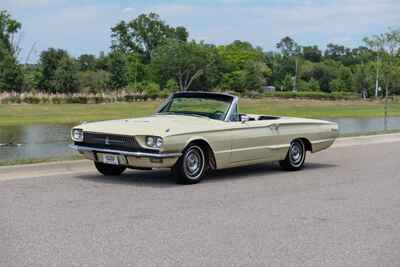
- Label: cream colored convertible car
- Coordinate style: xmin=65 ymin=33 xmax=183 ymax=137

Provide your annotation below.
xmin=71 ymin=92 xmax=338 ymax=184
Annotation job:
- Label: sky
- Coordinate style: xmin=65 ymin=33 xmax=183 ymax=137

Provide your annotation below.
xmin=3 ymin=0 xmax=400 ymax=62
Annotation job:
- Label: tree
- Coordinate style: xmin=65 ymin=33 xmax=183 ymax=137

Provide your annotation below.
xmin=151 ymin=40 xmax=216 ymax=91
xmin=189 ymin=45 xmax=224 ymax=91
xmin=77 ymin=54 xmax=97 ymax=71
xmin=38 ymin=48 xmax=69 ymax=91
xmin=79 ymin=70 xmax=111 ymax=93
xmin=220 ymin=71 xmax=245 ymax=92
xmin=217 ymin=41 xmax=266 ymax=91
xmin=276 ymin=36 xmax=300 ymax=57
xmin=165 ymin=79 xmax=179 ymax=92
xmin=23 ymin=64 xmax=42 ymax=91
xmin=381 ymin=28 xmax=400 ymax=95
xmin=352 ymin=64 xmax=370 ymax=94
xmin=301 ymin=60 xmax=338 ymax=93
xmin=0 ymin=10 xmax=23 ymax=91
xmin=109 ymin=50 xmax=129 ymax=89
xmin=111 ymin=13 xmax=188 ymax=61
xmin=308 ymin=78 xmax=320 ymax=91
xmin=0 ymin=43 xmax=23 ymax=91
xmin=325 ymin=44 xmax=347 ymax=60
xmin=330 ymin=78 xmax=346 ymax=92
xmin=302 ymin=46 xmax=322 ymax=62
xmin=276 ymin=37 xmax=301 ymax=91
xmin=363 ymin=35 xmax=385 ymax=97
xmin=0 ymin=10 xmax=22 ymax=55
xmin=218 ymin=40 xmax=265 ymax=71
xmin=364 ymin=28 xmax=400 ymax=96
xmin=52 ymin=56 xmax=80 ymax=93
xmin=126 ymin=52 xmax=145 ymax=88
xmin=242 ymin=61 xmax=270 ymax=91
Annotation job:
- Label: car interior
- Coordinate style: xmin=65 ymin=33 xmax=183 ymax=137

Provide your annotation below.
xmin=239 ymin=114 xmax=280 ymax=121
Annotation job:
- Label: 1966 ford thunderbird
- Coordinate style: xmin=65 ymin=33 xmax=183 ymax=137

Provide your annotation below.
xmin=71 ymin=92 xmax=338 ymax=184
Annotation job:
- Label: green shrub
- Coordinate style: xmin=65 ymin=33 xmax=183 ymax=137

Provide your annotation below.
xmin=264 ymin=91 xmax=358 ymax=100
xmin=23 ymin=96 xmax=41 ymax=104
xmin=243 ymin=90 xmax=263 ymax=99
xmin=159 ymin=90 xmax=170 ymax=99
xmin=66 ymin=96 xmax=88 ymax=104
xmin=51 ymin=96 xmax=65 ymax=104
xmin=165 ymin=79 xmax=179 ymax=93
xmin=86 ymin=96 xmax=105 ymax=104
xmin=1 ymin=96 xmax=21 ymax=104
xmin=124 ymin=95 xmax=137 ymax=102
xmin=144 ymin=82 xmax=160 ymax=100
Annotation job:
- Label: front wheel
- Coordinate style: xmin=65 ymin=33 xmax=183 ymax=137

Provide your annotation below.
xmin=174 ymin=145 xmax=207 ymax=184
xmin=279 ymin=139 xmax=306 ymax=171
xmin=94 ymin=162 xmax=126 ymax=176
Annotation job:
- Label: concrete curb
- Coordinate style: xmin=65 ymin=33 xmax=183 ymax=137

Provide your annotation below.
xmin=0 ymin=160 xmax=92 ymax=181
xmin=1 ymin=133 xmax=399 ymax=181
xmin=332 ymin=133 xmax=400 ymax=148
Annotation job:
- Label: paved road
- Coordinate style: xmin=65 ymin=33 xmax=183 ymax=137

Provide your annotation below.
xmin=1 ymin=141 xmax=400 ymax=266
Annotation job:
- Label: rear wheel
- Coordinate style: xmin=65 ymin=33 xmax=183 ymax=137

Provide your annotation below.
xmin=174 ymin=145 xmax=206 ymax=184
xmin=279 ymin=139 xmax=306 ymax=171
xmin=94 ymin=162 xmax=126 ymax=176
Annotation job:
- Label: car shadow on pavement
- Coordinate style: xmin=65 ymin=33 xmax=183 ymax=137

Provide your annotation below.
xmin=75 ymin=169 xmax=177 ymax=188
xmin=205 ymin=162 xmax=337 ymax=183
xmin=74 ymin=162 xmax=337 ymax=187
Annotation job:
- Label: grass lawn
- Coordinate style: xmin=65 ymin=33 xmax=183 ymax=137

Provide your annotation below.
xmin=0 ymin=98 xmax=399 ymax=127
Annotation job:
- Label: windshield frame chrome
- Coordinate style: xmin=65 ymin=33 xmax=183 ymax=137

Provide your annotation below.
xmin=156 ymin=92 xmax=238 ymax=122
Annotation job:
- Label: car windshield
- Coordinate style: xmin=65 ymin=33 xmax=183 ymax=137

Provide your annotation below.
xmin=158 ymin=95 xmax=232 ymax=121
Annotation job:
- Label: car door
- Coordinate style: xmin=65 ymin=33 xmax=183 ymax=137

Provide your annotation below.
xmin=228 ymin=119 xmax=280 ymax=163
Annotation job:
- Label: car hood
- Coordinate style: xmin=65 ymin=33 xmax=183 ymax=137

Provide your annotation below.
xmin=75 ymin=114 xmax=225 ymax=137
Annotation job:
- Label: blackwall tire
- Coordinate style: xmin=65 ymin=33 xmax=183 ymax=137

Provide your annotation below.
xmin=174 ymin=145 xmax=206 ymax=184
xmin=279 ymin=139 xmax=306 ymax=171
xmin=94 ymin=162 xmax=126 ymax=176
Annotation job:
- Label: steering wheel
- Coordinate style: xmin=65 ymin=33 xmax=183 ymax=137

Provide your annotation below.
xmin=211 ymin=111 xmax=226 ymax=120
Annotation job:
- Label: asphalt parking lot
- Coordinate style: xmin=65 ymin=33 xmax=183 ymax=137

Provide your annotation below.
xmin=1 ymin=136 xmax=400 ymax=266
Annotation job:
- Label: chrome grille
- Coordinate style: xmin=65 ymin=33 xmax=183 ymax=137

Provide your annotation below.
xmin=83 ymin=132 xmax=140 ymax=150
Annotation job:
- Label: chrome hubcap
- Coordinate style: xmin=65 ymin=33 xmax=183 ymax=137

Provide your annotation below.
xmin=289 ymin=141 xmax=304 ymax=167
xmin=183 ymin=147 xmax=204 ymax=179
xmin=187 ymin=153 xmax=200 ymax=173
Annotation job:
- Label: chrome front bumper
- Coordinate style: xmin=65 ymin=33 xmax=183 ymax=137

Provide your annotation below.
xmin=70 ymin=145 xmax=181 ymax=168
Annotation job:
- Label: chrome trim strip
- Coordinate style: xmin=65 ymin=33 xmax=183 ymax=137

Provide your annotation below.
xmin=311 ymin=138 xmax=336 ymax=145
xmin=215 ymin=143 xmax=289 ymax=154
xmin=70 ymin=145 xmax=181 ymax=158
xmin=224 ymin=95 xmax=239 ymax=122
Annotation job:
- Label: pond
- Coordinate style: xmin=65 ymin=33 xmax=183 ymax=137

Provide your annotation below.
xmin=1 ymin=117 xmax=400 ymax=163
xmin=0 ymin=124 xmax=75 ymax=163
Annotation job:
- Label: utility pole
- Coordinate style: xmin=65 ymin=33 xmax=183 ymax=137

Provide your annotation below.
xmin=293 ymin=57 xmax=298 ymax=92
xmin=384 ymin=87 xmax=388 ymax=131
xmin=135 ymin=59 xmax=138 ymax=90
xmin=375 ymin=53 xmax=380 ymax=97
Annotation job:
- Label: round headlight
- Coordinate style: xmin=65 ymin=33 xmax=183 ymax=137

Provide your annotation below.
xmin=71 ymin=129 xmax=83 ymax=142
xmin=155 ymin=137 xmax=163 ymax=148
xmin=146 ymin=136 xmax=155 ymax=147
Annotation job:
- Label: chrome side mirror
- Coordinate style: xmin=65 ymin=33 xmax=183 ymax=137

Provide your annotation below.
xmin=241 ymin=115 xmax=250 ymax=123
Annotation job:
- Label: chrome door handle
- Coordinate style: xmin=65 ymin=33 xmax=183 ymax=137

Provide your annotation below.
xmin=269 ymin=123 xmax=279 ymax=130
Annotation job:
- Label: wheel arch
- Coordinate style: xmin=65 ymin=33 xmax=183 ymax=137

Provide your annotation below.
xmin=183 ymin=138 xmax=217 ymax=170
xmin=294 ymin=137 xmax=313 ymax=152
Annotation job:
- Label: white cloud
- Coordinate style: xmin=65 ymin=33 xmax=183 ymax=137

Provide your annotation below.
xmin=121 ymin=4 xmax=193 ymax=17
xmin=122 ymin=7 xmax=135 ymax=13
